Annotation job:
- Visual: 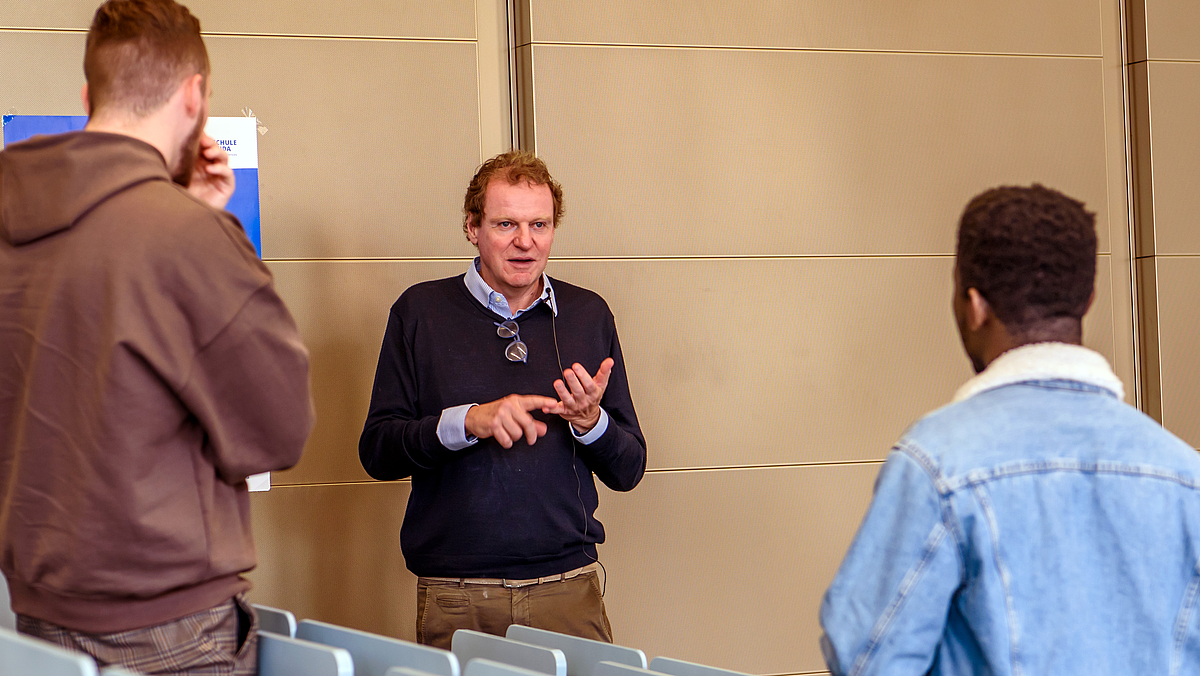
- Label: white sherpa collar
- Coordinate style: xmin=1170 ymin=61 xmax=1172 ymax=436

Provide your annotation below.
xmin=952 ymin=342 xmax=1124 ymax=403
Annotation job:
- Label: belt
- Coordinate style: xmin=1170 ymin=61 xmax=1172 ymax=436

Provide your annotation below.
xmin=419 ymin=563 xmax=598 ymax=589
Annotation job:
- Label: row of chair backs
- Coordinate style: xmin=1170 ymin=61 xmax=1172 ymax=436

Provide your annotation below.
xmin=2 ymin=606 xmax=754 ymax=676
xmin=298 ymin=619 xmax=461 ymax=676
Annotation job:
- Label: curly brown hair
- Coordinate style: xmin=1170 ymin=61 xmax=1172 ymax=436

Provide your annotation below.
xmin=462 ymin=151 xmax=564 ymax=239
xmin=956 ymin=184 xmax=1097 ymax=330
xmin=85 ymin=0 xmax=209 ymax=118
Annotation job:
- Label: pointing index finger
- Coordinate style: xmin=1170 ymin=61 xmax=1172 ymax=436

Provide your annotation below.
xmin=518 ymin=395 xmax=559 ymax=411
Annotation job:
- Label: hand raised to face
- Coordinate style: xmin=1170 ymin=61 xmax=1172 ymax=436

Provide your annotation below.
xmin=188 ymin=134 xmax=236 ymax=210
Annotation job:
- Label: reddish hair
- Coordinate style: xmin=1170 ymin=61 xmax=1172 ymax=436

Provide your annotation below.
xmin=462 ymin=151 xmax=564 ymax=238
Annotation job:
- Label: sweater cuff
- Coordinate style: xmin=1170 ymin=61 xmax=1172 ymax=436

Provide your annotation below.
xmin=437 ymin=404 xmax=479 ymax=450
xmin=571 ymin=407 xmax=610 ymax=445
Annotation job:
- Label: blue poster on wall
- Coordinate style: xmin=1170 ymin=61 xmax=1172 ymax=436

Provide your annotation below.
xmin=2 ymin=114 xmax=262 ymax=256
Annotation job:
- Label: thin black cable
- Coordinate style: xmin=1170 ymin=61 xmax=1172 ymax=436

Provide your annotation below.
xmin=551 ymin=310 xmax=607 ymax=597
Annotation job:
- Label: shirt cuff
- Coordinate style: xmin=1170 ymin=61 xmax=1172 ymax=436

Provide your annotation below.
xmin=438 ymin=404 xmax=479 ymax=451
xmin=571 ymin=407 xmax=610 ymax=445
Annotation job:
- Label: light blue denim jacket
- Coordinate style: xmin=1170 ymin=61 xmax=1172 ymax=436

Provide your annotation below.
xmin=820 ymin=343 xmax=1200 ymax=676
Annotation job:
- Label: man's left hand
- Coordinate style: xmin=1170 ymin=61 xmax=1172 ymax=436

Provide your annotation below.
xmin=189 ymin=134 xmax=235 ymax=210
xmin=553 ymin=358 xmax=614 ymax=435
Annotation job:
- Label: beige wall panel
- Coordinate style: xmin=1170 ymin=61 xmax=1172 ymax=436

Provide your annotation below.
xmin=1151 ymin=257 xmax=1200 ymax=448
xmin=593 ymin=464 xmax=880 ymax=674
xmin=1143 ymin=61 xmax=1200 ymax=255
xmin=2 ymin=0 xmax=474 ymax=39
xmin=205 ymin=36 xmax=481 ymax=260
xmin=570 ymin=257 xmax=970 ymax=469
xmin=0 ymin=3 xmax=92 ymax=29
xmin=269 ymin=256 xmax=1115 ymax=484
xmin=267 ymin=260 xmax=466 ymax=486
xmin=526 ymin=0 xmax=1100 ymax=56
xmin=0 ymin=32 xmax=86 ymax=119
xmin=531 ymin=47 xmax=1111 ymax=257
xmin=248 ymin=482 xmax=416 ymax=640
xmin=1140 ymin=0 xmax=1200 ymax=61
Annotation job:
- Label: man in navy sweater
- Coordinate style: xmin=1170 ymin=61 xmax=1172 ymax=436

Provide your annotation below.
xmin=360 ymin=151 xmax=647 ymax=648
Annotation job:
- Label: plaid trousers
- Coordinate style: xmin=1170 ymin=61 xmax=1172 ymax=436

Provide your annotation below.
xmin=17 ymin=595 xmax=258 ymax=676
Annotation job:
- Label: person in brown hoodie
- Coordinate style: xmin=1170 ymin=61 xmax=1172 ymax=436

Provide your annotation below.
xmin=0 ymin=1 xmax=314 ymax=674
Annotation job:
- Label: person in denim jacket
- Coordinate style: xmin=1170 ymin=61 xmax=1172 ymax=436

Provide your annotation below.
xmin=820 ymin=185 xmax=1200 ymax=676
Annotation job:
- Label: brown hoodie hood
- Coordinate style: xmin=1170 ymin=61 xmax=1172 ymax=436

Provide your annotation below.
xmin=1 ymin=131 xmax=169 ymax=245
xmin=0 ymin=130 xmax=314 ymax=633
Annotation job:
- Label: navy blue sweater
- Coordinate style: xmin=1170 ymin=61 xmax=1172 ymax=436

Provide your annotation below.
xmin=359 ymin=275 xmax=647 ymax=578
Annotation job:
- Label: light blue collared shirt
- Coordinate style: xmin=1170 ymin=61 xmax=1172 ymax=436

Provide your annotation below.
xmin=436 ymin=259 xmax=610 ymax=450
xmin=463 ymin=256 xmax=559 ymax=319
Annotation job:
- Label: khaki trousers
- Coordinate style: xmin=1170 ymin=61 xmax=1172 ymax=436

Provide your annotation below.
xmin=416 ymin=566 xmax=612 ymax=649
xmin=17 ymin=595 xmax=258 ymax=676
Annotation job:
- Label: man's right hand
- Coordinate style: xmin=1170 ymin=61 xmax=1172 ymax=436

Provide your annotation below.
xmin=465 ymin=395 xmax=562 ymax=449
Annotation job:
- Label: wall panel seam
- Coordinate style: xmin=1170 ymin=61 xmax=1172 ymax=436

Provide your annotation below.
xmin=0 ymin=28 xmax=85 ymax=33
xmin=0 ymin=28 xmax=477 ymax=42
xmin=525 ymin=41 xmax=1103 ymax=59
xmin=1116 ymin=0 xmax=1142 ymax=409
xmin=204 ymin=33 xmax=476 ymax=43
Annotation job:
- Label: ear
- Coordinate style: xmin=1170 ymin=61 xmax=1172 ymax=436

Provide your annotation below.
xmin=965 ymin=287 xmax=992 ymax=332
xmin=81 ymin=84 xmax=91 ymax=115
xmin=179 ymin=73 xmax=206 ymax=118
xmin=465 ymin=216 xmax=480 ymax=245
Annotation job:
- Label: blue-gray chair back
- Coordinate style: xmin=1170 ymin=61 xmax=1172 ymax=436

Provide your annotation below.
xmin=298 ymin=619 xmax=460 ymax=676
xmin=0 ymin=575 xmax=15 ymax=631
xmin=253 ymin=603 xmax=298 ymax=638
xmin=258 ymin=630 xmax=354 ymax=676
xmin=505 ymin=625 xmax=646 ymax=676
xmin=0 ymin=626 xmax=98 ymax=676
xmin=646 ymin=657 xmax=751 ymax=676
xmin=593 ymin=661 xmax=672 ymax=676
xmin=463 ymin=657 xmax=553 ymax=676
xmin=386 ymin=668 xmax=448 ymax=676
xmin=451 ymin=630 xmax=566 ymax=676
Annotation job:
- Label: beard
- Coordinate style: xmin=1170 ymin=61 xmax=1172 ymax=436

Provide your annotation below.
xmin=171 ymin=114 xmax=205 ymax=187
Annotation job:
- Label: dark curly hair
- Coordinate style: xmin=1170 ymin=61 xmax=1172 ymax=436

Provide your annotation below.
xmin=956 ymin=184 xmax=1096 ymax=331
xmin=462 ymin=150 xmax=564 ymax=240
